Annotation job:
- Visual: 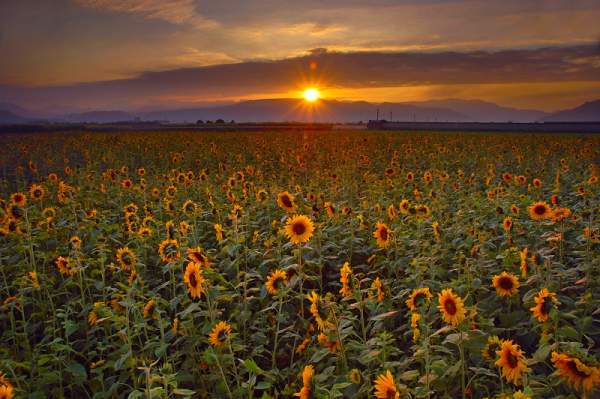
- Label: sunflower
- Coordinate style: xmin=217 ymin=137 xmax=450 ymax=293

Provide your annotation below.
xmin=496 ymin=340 xmax=529 ymax=385
xmin=183 ymin=262 xmax=205 ymax=299
xmin=158 ymin=239 xmax=179 ymax=263
xmin=492 ymin=272 xmax=520 ymax=297
xmin=510 ymin=204 xmax=519 ymax=215
xmin=214 ymin=223 xmax=224 ymax=241
xmin=28 ymin=271 xmax=40 ymax=290
xmin=432 ymin=221 xmax=441 ymax=241
xmin=55 ymin=256 xmax=75 ymax=276
xmin=10 ymin=192 xmax=26 ymax=207
xmin=265 ymin=269 xmax=288 ymax=295
xmin=182 ymin=199 xmax=198 ymax=216
xmin=503 ymin=217 xmax=513 ymax=232
xmin=284 ymin=215 xmax=314 ymax=245
xmin=339 ymin=262 xmax=352 ymax=297
xmin=186 ymin=247 xmax=210 ymax=268
xmin=307 ymin=291 xmax=330 ymax=330
xmin=437 ymin=288 xmax=466 ymax=326
xmin=349 ymin=368 xmax=361 ymax=385
xmin=551 ymin=351 xmax=600 ymax=393
xmin=143 ymin=299 xmax=156 ymax=319
xmin=294 ymin=364 xmax=314 ymax=399
xmin=519 ymin=247 xmax=529 ymax=278
xmin=277 ymin=191 xmax=297 ymax=212
xmin=29 ymin=184 xmax=45 ymax=201
xmin=530 ymin=288 xmax=557 ymax=323
xmin=406 ymin=287 xmax=432 ymax=311
xmin=528 ymin=201 xmax=551 ymax=221
xmin=387 ymin=204 xmax=397 ymax=220
xmin=116 ymin=247 xmax=136 ymax=271
xmin=411 ymin=312 xmax=421 ymax=342
xmin=324 ymin=202 xmax=335 ymax=218
xmin=208 ymin=321 xmax=232 ymax=347
xmin=482 ymin=335 xmax=502 ymax=362
xmin=373 ymin=370 xmax=400 ymax=399
xmin=372 ymin=277 xmax=385 ymax=303
xmin=70 ymin=235 xmax=82 ymax=251
xmin=551 ymin=207 xmax=571 ymax=222
xmin=373 ymin=222 xmax=391 ymax=248
xmin=0 ymin=372 xmax=14 ymax=399
xmin=399 ymin=199 xmax=410 ymax=214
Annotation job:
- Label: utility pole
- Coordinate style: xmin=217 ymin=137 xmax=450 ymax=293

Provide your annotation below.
xmin=390 ymin=111 xmax=392 ymax=121
xmin=376 ymin=108 xmax=379 ymax=121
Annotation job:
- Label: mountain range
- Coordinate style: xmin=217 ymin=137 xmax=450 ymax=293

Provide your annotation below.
xmin=0 ymin=98 xmax=599 ymax=124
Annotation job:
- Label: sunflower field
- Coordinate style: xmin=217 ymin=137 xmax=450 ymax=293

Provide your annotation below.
xmin=0 ymin=130 xmax=599 ymax=399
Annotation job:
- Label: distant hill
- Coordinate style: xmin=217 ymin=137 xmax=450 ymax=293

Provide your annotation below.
xmin=3 ymin=98 xmax=599 ymax=124
xmin=0 ymin=109 xmax=30 ymax=124
xmin=407 ymin=99 xmax=548 ymax=122
xmin=541 ymin=100 xmax=600 ymax=122
xmin=140 ymin=99 xmax=468 ymax=123
xmin=65 ymin=110 xmax=137 ymax=123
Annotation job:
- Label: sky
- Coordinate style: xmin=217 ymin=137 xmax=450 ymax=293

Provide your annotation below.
xmin=1 ymin=0 xmax=600 ymax=112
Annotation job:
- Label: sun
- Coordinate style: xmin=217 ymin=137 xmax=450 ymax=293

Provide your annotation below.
xmin=303 ymin=88 xmax=320 ymax=102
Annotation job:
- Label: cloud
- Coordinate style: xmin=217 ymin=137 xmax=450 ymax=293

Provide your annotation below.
xmin=74 ymin=0 xmax=218 ymax=29
xmin=1 ymin=45 xmax=599 ymax=111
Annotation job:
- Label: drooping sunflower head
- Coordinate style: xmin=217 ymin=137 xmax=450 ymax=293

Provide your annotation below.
xmin=284 ymin=215 xmax=314 ymax=245
xmin=495 ymin=340 xmax=529 ymax=386
xmin=373 ymin=222 xmax=391 ymax=248
xmin=530 ymin=288 xmax=557 ymax=323
xmin=277 ymin=191 xmax=297 ymax=212
xmin=265 ymin=269 xmax=288 ymax=295
xmin=492 ymin=271 xmax=520 ymax=297
xmin=406 ymin=287 xmax=433 ymax=312
xmin=184 ymin=262 xmax=205 ymax=299
xmin=307 ymin=291 xmax=329 ymax=330
xmin=373 ymin=370 xmax=400 ymax=399
xmin=70 ymin=235 xmax=82 ymax=250
xmin=208 ymin=321 xmax=232 ymax=347
xmin=528 ymin=201 xmax=551 ymax=221
xmin=186 ymin=247 xmax=210 ymax=268
xmin=551 ymin=351 xmax=600 ymax=393
xmin=437 ymin=288 xmax=466 ymax=327
xmin=551 ymin=207 xmax=571 ymax=222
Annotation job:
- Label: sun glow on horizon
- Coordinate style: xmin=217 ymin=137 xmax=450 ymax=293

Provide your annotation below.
xmin=303 ymin=88 xmax=320 ymax=102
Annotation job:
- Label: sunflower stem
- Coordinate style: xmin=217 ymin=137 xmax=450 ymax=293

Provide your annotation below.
xmin=271 ymin=294 xmax=284 ymax=369
xmin=459 ymin=327 xmax=466 ymax=399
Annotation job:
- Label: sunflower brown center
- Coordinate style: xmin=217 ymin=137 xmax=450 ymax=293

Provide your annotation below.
xmin=534 ymin=205 xmax=546 ymax=215
xmin=541 ymin=297 xmax=553 ymax=315
xmin=498 ymin=277 xmax=514 ymax=290
xmin=566 ymin=359 xmax=590 ymax=378
xmin=506 ymin=351 xmax=519 ymax=368
xmin=380 ymin=228 xmax=388 ymax=240
xmin=292 ymin=221 xmax=306 ymax=235
xmin=189 ymin=272 xmax=197 ymax=287
xmin=444 ymin=299 xmax=457 ymax=315
xmin=281 ymin=195 xmax=293 ymax=208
